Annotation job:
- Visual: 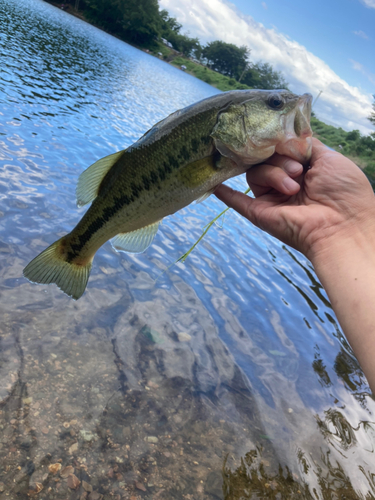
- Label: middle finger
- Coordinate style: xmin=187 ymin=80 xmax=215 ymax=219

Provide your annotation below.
xmin=246 ymin=160 xmax=302 ymax=197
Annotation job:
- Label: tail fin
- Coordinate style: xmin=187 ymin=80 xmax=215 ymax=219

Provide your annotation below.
xmin=23 ymin=238 xmax=92 ymax=300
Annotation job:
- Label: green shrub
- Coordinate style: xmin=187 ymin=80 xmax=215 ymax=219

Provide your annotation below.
xmin=346 ymin=130 xmax=361 ymax=141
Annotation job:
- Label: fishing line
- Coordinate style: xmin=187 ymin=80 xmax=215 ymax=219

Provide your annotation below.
xmin=154 ymin=187 xmax=252 ymax=282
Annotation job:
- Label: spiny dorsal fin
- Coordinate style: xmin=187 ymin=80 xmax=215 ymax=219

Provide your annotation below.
xmin=76 ymin=150 xmax=125 ymax=207
xmin=111 ymin=221 xmax=161 ymax=254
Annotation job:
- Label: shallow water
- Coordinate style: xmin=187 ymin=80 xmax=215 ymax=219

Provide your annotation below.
xmin=1 ymin=1 xmax=374 ymax=498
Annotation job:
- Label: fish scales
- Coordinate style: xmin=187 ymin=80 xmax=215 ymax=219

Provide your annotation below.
xmin=23 ymin=89 xmax=313 ymax=299
xmin=67 ymin=106 xmax=223 ymax=259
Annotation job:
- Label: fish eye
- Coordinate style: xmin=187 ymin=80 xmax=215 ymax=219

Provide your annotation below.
xmin=267 ymin=94 xmax=285 ymax=110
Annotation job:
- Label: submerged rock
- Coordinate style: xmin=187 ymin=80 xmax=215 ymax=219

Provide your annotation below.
xmin=80 ymin=429 xmax=96 ymax=442
xmin=205 ymin=471 xmax=223 ymax=500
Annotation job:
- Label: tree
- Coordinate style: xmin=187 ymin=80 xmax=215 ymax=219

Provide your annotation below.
xmin=242 ymin=62 xmax=288 ymax=90
xmin=346 ymin=129 xmax=361 ymax=142
xmin=202 ymin=41 xmax=250 ymax=79
xmin=359 ymin=134 xmax=375 ymax=151
xmin=159 ymin=9 xmax=182 ymax=36
xmin=159 ymin=9 xmax=201 ymax=57
xmin=121 ymin=0 xmax=160 ymax=46
xmin=369 ymin=94 xmax=375 ymax=127
xmin=167 ymin=32 xmax=201 ymax=57
xmin=84 ymin=0 xmax=160 ymax=46
xmin=83 ymin=0 xmax=123 ymax=33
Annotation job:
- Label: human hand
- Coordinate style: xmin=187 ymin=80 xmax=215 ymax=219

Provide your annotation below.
xmin=214 ymin=138 xmax=375 ymax=262
xmin=215 ymin=137 xmax=375 ymax=392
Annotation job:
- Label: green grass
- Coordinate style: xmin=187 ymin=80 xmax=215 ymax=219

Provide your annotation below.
xmin=170 ymin=56 xmax=250 ymax=91
xmin=148 ymin=45 xmax=251 ymax=92
xmin=108 ymin=39 xmax=375 ymax=179
xmin=310 ymin=116 xmax=375 ymax=176
xmin=149 ymin=47 xmax=375 ymax=177
xmin=154 ymin=48 xmax=375 ymax=177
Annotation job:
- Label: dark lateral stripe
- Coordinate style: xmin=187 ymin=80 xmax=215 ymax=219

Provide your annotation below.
xmin=158 ymin=167 xmax=166 ymax=181
xmin=191 ymin=138 xmax=199 ymax=153
xmin=68 ymin=192 xmax=136 ymax=260
xmin=179 ymin=145 xmax=190 ymax=161
xmin=201 ymin=135 xmax=211 ymax=145
xmin=150 ymin=171 xmax=158 ymax=184
xmin=142 ymin=175 xmax=151 ymax=191
xmin=67 ymin=136 xmax=213 ymax=259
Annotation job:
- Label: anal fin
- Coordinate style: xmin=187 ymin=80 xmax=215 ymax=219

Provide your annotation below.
xmin=111 ymin=221 xmax=161 ymax=254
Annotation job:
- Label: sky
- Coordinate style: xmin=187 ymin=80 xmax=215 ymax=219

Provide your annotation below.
xmin=159 ymin=0 xmax=375 ymax=135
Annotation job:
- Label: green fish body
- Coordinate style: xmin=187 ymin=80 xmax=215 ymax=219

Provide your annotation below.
xmin=23 ymin=89 xmax=313 ymax=299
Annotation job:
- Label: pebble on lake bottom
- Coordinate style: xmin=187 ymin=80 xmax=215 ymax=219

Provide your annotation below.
xmin=0 ymin=304 xmax=346 ymax=500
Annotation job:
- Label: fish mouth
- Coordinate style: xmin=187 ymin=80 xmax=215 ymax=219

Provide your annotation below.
xmin=295 ymin=93 xmax=312 ymax=138
xmin=275 ymin=93 xmax=313 ymax=165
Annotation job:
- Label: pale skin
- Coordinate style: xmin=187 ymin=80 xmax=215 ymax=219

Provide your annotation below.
xmin=215 ymin=138 xmax=375 ymax=394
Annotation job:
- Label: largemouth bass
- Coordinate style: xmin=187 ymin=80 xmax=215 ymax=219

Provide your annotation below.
xmin=23 ymin=89 xmax=313 ymax=299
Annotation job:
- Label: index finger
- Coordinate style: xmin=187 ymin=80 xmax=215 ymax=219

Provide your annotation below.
xmin=214 ymin=183 xmax=258 ymax=225
xmin=247 ymin=155 xmax=302 ymax=197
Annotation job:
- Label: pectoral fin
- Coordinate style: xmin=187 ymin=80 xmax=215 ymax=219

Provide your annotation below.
xmin=111 ymin=221 xmax=161 ymax=253
xmin=76 ymin=150 xmax=125 ymax=207
xmin=195 ymin=189 xmax=215 ymax=204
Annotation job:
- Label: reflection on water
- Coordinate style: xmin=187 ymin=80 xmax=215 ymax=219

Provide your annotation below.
xmin=1 ymin=0 xmax=375 ymax=498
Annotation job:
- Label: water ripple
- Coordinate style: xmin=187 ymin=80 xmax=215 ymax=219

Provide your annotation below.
xmin=0 ymin=0 xmax=374 ymax=498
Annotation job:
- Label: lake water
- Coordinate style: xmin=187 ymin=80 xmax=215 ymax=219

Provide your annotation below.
xmin=1 ymin=1 xmax=374 ymax=499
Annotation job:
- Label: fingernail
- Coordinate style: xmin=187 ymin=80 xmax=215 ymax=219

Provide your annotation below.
xmin=284 ymin=160 xmax=302 ymax=175
xmin=282 ymin=177 xmax=299 ymax=193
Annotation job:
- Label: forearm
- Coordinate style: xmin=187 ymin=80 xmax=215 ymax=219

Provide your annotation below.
xmin=310 ymin=226 xmax=375 ymax=394
xmin=215 ymin=143 xmax=375 ymax=392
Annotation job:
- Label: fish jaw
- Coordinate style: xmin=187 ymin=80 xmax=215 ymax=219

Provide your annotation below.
xmin=275 ymin=93 xmax=313 ymax=164
xmin=211 ymin=90 xmax=313 ymax=168
xmin=275 ymin=135 xmax=312 ymax=166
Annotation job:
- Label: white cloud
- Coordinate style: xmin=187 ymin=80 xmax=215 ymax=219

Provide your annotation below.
xmin=361 ymin=0 xmax=375 ymax=8
xmin=350 ymin=60 xmax=364 ymax=72
xmin=350 ymin=59 xmax=375 ymax=86
xmin=261 ymin=2 xmax=268 ymax=9
xmin=353 ymin=30 xmax=369 ymax=40
xmin=160 ymin=0 xmax=374 ymax=134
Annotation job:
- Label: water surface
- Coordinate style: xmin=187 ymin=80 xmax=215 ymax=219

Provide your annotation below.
xmin=1 ymin=1 xmax=374 ymax=498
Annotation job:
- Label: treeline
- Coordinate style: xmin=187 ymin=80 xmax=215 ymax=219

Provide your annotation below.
xmin=369 ymin=94 xmax=375 ymax=128
xmin=201 ymin=41 xmax=288 ymax=89
xmin=51 ymin=0 xmax=375 ymax=164
xmin=311 ymin=113 xmax=375 ymax=178
xmin=362 ymin=94 xmax=375 ymax=179
xmin=52 ymin=0 xmax=288 ymax=90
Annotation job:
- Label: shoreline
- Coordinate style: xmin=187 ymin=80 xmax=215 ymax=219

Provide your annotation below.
xmin=43 ymin=1 xmax=375 ymax=174
xmin=45 ymin=2 xmax=141 ymax=48
xmin=44 ymin=3 xmax=188 ymax=67
xmin=42 ymin=1 xmax=246 ymax=92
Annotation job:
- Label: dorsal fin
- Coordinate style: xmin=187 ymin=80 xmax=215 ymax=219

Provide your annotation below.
xmin=76 ymin=150 xmax=125 ymax=207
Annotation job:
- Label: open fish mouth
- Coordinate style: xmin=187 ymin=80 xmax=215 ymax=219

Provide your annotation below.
xmin=275 ymin=93 xmax=313 ymax=164
xmin=295 ymin=93 xmax=313 ymax=138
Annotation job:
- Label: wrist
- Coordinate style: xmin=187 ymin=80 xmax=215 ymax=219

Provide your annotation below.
xmin=308 ymin=219 xmax=375 ymax=393
xmin=310 ymin=228 xmax=375 ymax=287
xmin=307 ymin=207 xmax=375 ymax=270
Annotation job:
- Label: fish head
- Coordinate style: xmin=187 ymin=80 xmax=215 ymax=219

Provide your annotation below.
xmin=211 ymin=90 xmax=313 ymax=166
